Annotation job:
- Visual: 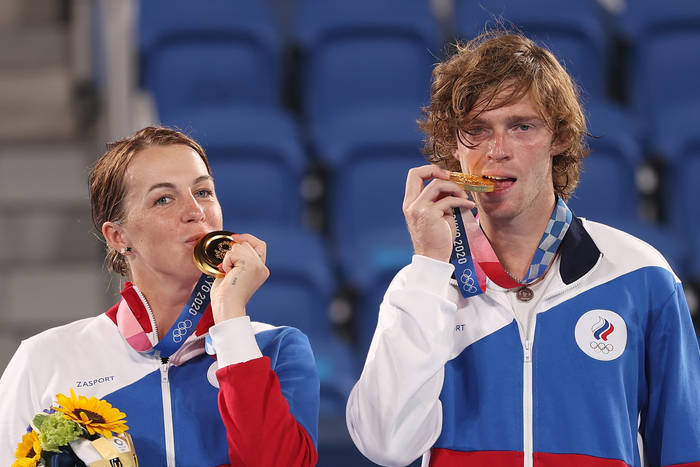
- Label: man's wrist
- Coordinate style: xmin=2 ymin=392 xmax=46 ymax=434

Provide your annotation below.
xmin=406 ymin=255 xmax=455 ymax=296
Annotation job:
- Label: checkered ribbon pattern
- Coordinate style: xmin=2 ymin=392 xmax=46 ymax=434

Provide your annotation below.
xmin=451 ymin=197 xmax=572 ymax=297
xmin=521 ymin=197 xmax=572 ymax=283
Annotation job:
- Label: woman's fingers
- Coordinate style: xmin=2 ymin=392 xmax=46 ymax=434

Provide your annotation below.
xmin=210 ymin=240 xmax=270 ymax=323
xmin=231 ymin=233 xmax=267 ymax=264
xmin=219 ymin=241 xmax=261 ymax=274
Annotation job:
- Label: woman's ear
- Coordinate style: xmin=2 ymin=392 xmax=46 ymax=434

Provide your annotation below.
xmin=102 ymin=221 xmax=128 ymax=252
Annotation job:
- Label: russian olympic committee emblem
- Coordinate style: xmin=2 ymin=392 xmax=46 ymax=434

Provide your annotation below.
xmin=574 ymin=309 xmax=627 ymax=361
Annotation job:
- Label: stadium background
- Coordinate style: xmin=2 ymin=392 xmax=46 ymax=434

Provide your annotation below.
xmin=0 ymin=0 xmax=698 ymax=465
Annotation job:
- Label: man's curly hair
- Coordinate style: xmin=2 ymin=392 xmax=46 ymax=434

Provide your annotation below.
xmin=418 ymin=30 xmax=589 ymax=200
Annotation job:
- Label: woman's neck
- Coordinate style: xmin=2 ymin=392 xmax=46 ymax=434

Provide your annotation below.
xmin=130 ymin=270 xmax=196 ymax=339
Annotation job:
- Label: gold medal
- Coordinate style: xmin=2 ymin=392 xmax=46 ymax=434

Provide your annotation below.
xmin=193 ymin=230 xmax=235 ymax=278
xmin=448 ymin=171 xmax=495 ymax=192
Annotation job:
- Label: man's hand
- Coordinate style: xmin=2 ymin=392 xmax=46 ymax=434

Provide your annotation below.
xmin=402 ymin=165 xmax=475 ymax=263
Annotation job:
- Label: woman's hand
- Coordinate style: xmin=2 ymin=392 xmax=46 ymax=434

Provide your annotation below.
xmin=209 ymin=233 xmax=270 ymax=323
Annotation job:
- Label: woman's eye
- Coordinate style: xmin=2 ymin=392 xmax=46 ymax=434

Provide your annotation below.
xmin=154 ymin=195 xmax=171 ymax=206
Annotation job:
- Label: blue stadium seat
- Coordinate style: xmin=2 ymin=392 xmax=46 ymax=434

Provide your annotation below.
xmin=567 ymin=102 xmax=644 ymax=225
xmin=139 ymin=0 xmax=282 ymax=122
xmin=619 ymin=1 xmax=700 ymax=120
xmin=230 ymin=226 xmax=355 ymax=416
xmin=454 ymin=0 xmax=609 ymax=100
xmin=316 ymin=105 xmax=423 ymax=278
xmin=314 ymin=105 xmax=421 ymax=358
xmin=163 ymin=107 xmax=308 ymax=228
xmin=294 ymin=0 xmax=441 ymax=141
xmin=653 ymin=100 xmax=700 ymax=279
xmin=350 ymin=226 xmax=413 ymax=359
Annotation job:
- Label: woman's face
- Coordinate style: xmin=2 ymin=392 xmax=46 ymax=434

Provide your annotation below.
xmin=117 ymin=144 xmax=223 ymax=282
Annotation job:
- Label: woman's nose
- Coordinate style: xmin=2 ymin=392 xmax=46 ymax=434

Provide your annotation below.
xmin=183 ymin=195 xmax=206 ymax=223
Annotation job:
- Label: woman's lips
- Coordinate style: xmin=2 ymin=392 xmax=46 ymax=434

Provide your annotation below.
xmin=184 ymin=233 xmax=206 ymax=246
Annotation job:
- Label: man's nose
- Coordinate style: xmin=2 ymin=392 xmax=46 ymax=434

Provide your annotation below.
xmin=486 ymin=130 xmax=511 ymax=162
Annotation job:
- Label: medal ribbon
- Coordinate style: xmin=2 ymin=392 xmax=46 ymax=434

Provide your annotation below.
xmin=117 ymin=273 xmax=214 ymax=358
xmin=450 ymin=197 xmax=572 ymax=297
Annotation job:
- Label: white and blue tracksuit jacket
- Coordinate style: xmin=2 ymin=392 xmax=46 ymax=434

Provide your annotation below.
xmin=0 ymin=283 xmax=319 ymax=466
xmin=347 ymin=216 xmax=700 ymax=467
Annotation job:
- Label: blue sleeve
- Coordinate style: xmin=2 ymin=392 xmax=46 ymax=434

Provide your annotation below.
xmin=265 ymin=327 xmax=320 ymax=447
xmin=642 ymin=281 xmax=700 ymax=466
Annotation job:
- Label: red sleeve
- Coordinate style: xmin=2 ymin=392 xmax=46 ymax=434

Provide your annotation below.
xmin=215 ymin=357 xmax=318 ymax=467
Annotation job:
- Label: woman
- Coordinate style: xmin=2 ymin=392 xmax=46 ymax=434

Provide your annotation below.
xmin=0 ymin=127 xmax=320 ymax=466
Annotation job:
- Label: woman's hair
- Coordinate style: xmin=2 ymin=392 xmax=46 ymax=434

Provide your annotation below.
xmin=89 ymin=126 xmax=211 ymax=276
xmin=418 ymin=30 xmax=589 ymax=200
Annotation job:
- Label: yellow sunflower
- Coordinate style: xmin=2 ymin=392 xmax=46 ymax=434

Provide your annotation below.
xmin=53 ymin=388 xmax=128 ymax=438
xmin=13 ymin=430 xmax=41 ymax=467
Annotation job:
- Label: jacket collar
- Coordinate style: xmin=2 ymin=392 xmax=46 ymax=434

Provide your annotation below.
xmin=105 ymin=281 xmax=215 ymax=337
xmin=559 ymin=215 xmax=601 ymax=284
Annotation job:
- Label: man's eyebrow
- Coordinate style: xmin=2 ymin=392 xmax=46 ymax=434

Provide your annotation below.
xmin=466 ymin=114 xmax=544 ymax=126
xmin=506 ymin=114 xmax=544 ymax=124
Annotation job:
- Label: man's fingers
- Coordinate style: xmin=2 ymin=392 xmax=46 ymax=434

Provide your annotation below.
xmin=434 ymin=196 xmax=475 ymax=214
xmin=403 ymin=165 xmax=450 ymax=207
xmin=413 ymin=178 xmax=468 ymax=205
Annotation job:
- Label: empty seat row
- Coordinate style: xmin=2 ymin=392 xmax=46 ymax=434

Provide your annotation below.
xmin=139 ymin=0 xmax=700 ymax=134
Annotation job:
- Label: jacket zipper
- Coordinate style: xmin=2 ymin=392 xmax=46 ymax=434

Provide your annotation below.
xmin=160 ymin=358 xmax=176 ymax=467
xmin=514 ymin=301 xmax=537 ymax=467
xmin=134 ymin=286 xmax=176 ymax=465
xmin=133 ymin=285 xmax=159 ymax=339
xmin=523 ymin=337 xmax=533 ymax=467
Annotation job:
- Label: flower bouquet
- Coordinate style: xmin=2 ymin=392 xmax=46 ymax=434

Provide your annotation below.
xmin=13 ymin=389 xmax=138 ymax=467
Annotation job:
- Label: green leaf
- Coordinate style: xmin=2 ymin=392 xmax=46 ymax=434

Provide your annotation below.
xmin=32 ymin=413 xmax=48 ymax=431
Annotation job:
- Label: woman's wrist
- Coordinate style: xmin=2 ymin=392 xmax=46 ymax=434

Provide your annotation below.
xmin=211 ymin=298 xmax=247 ymax=323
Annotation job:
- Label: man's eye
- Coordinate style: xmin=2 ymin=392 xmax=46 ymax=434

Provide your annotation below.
xmin=517 ymin=124 xmax=532 ymax=131
xmin=155 ymin=195 xmax=171 ymax=205
xmin=465 ymin=128 xmax=484 ymax=136
xmin=195 ymin=189 xmax=213 ymax=198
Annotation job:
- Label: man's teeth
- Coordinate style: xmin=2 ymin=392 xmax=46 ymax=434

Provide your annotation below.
xmin=483 ymin=175 xmax=510 ymax=181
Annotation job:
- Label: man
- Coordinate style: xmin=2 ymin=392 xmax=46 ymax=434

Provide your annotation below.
xmin=346 ymin=31 xmax=700 ymax=467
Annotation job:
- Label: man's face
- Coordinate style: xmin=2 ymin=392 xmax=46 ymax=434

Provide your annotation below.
xmin=453 ymin=91 xmax=561 ymax=225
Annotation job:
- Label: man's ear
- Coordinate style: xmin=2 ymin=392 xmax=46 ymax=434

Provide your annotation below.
xmin=102 ymin=221 xmax=128 ymax=252
xmin=550 ymin=135 xmax=568 ymax=158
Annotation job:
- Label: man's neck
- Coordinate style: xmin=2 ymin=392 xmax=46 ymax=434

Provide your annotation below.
xmin=130 ymin=269 xmax=196 ymax=339
xmin=480 ymin=197 xmax=556 ymax=280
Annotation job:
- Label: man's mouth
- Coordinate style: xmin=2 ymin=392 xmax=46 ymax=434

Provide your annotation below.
xmin=481 ymin=175 xmax=516 ymax=190
xmin=482 ymin=175 xmax=516 ymax=182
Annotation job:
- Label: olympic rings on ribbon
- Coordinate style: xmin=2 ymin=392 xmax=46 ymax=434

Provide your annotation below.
xmin=172 ymin=319 xmax=193 ymax=343
xmin=460 ymin=268 xmax=478 ymax=294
